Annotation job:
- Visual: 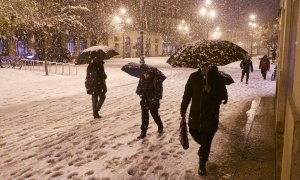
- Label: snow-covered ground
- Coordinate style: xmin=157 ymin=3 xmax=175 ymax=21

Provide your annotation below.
xmin=0 ymin=57 xmax=276 ymax=179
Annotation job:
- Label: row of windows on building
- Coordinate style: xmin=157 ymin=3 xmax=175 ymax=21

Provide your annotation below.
xmin=1 ymin=37 xmax=178 ymax=59
xmin=112 ymin=36 xmax=177 ymax=57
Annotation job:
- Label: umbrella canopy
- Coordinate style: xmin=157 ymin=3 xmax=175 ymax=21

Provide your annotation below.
xmin=121 ymin=62 xmax=167 ymax=81
xmin=76 ymin=45 xmax=119 ymax=64
xmin=167 ymin=40 xmax=248 ymax=68
xmin=219 ymin=71 xmax=234 ymax=85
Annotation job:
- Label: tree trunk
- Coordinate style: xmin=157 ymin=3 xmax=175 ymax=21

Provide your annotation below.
xmin=44 ymin=33 xmax=51 ymax=76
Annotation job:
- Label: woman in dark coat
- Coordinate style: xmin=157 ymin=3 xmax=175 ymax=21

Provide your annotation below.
xmin=180 ymin=62 xmax=228 ymax=176
xmin=85 ymin=61 xmax=107 ymax=118
xmin=259 ymin=55 xmax=270 ymax=80
xmin=136 ymin=69 xmax=164 ymax=139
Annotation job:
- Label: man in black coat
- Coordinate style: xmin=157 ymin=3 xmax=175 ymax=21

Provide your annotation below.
xmin=180 ymin=62 xmax=228 ymax=176
xmin=136 ymin=69 xmax=164 ymax=139
xmin=85 ymin=61 xmax=107 ymax=118
xmin=240 ymin=56 xmax=253 ymax=84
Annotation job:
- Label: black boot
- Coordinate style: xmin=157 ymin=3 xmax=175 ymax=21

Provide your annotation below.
xmin=93 ymin=112 xmax=101 ymax=119
xmin=137 ymin=131 xmax=146 ymax=139
xmin=158 ymin=125 xmax=164 ymax=134
xmin=198 ymin=159 xmax=206 ymax=176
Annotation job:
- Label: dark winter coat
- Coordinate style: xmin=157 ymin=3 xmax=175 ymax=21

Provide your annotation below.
xmin=240 ymin=59 xmax=253 ymax=72
xmin=181 ymin=66 xmax=228 ymax=133
xmin=85 ymin=62 xmax=107 ymax=95
xmin=136 ymin=76 xmax=163 ymax=108
xmin=259 ymin=58 xmax=270 ymax=70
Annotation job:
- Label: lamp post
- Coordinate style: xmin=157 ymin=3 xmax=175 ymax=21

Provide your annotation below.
xmin=199 ymin=1 xmax=216 ymax=39
xmin=212 ymin=26 xmax=221 ymax=39
xmin=178 ymin=20 xmax=190 ymax=44
xmin=139 ymin=0 xmax=145 ymax=64
xmin=114 ymin=8 xmax=132 ymax=59
xmin=248 ymin=14 xmax=257 ymax=57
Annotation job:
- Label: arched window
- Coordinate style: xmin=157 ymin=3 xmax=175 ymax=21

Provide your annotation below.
xmin=15 ymin=29 xmax=28 ymax=56
xmin=67 ymin=37 xmax=75 ymax=54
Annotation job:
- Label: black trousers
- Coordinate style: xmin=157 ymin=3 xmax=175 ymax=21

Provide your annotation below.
xmin=92 ymin=93 xmax=106 ymax=116
xmin=261 ymin=69 xmax=267 ymax=79
xmin=140 ymin=103 xmax=163 ymax=132
xmin=189 ymin=128 xmax=216 ymax=162
xmin=241 ymin=70 xmax=249 ymax=82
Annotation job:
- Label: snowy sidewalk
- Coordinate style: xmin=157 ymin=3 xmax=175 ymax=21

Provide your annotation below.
xmin=228 ymin=96 xmax=275 ymax=179
xmin=0 ymin=57 xmax=276 ymax=179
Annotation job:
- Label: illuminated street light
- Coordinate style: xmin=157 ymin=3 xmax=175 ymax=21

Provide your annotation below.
xmin=120 ymin=7 xmax=126 ymax=15
xmin=199 ymin=1 xmax=216 ymax=39
xmin=177 ymin=20 xmax=190 ymax=45
xmin=248 ymin=14 xmax=257 ymax=56
xmin=114 ymin=7 xmax=132 ymax=59
xmin=209 ymin=9 xmax=216 ymax=18
xmin=205 ymin=0 xmax=212 ymax=5
xmin=250 ymin=14 xmax=256 ymax=20
xmin=212 ymin=26 xmax=221 ymax=39
xmin=178 ymin=20 xmax=189 ymax=34
xmin=199 ymin=8 xmax=207 ymax=16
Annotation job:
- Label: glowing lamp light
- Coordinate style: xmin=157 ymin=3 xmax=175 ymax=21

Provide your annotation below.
xmin=200 ymin=8 xmax=207 ymax=16
xmin=209 ymin=9 xmax=216 ymax=18
xmin=120 ymin=8 xmax=126 ymax=14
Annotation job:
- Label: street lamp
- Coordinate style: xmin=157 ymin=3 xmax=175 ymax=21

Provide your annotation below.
xmin=249 ymin=14 xmax=256 ymax=21
xmin=114 ymin=8 xmax=132 ymax=59
xmin=248 ymin=18 xmax=257 ymax=57
xmin=139 ymin=0 xmax=145 ymax=64
xmin=178 ymin=20 xmax=189 ymax=33
xmin=178 ymin=20 xmax=190 ymax=45
xmin=199 ymin=2 xmax=216 ymax=39
xmin=212 ymin=26 xmax=221 ymax=39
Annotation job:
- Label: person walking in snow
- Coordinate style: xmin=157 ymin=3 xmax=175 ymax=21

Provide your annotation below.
xmin=180 ymin=62 xmax=228 ymax=176
xmin=85 ymin=61 xmax=107 ymax=119
xmin=259 ymin=55 xmax=270 ymax=80
xmin=136 ymin=68 xmax=164 ymax=139
xmin=240 ymin=55 xmax=253 ymax=84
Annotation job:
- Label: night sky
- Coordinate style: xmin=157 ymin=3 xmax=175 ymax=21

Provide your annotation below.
xmin=208 ymin=0 xmax=280 ymax=28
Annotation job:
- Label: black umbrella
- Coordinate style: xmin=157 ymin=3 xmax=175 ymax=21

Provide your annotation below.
xmin=219 ymin=71 xmax=234 ymax=85
xmin=167 ymin=40 xmax=248 ymax=68
xmin=121 ymin=62 xmax=167 ymax=81
xmin=76 ymin=45 xmax=119 ymax=64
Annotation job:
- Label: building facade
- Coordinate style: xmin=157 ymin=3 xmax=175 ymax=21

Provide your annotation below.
xmin=276 ymin=0 xmax=300 ymax=179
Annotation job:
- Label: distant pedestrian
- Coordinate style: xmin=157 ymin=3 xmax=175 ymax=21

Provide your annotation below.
xmin=180 ymin=62 xmax=228 ymax=176
xmin=240 ymin=56 xmax=253 ymax=84
xmin=0 ymin=58 xmax=3 ymax=68
xmin=85 ymin=61 xmax=107 ymax=119
xmin=259 ymin=55 xmax=270 ymax=80
xmin=271 ymin=49 xmax=277 ymax=63
xmin=136 ymin=68 xmax=164 ymax=139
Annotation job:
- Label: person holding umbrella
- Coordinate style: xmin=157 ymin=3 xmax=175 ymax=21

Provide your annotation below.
xmin=180 ymin=62 xmax=228 ymax=176
xmin=85 ymin=57 xmax=107 ymax=119
xmin=136 ymin=65 xmax=164 ymax=139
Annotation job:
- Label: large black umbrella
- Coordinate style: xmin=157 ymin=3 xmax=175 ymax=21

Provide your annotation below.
xmin=167 ymin=40 xmax=248 ymax=68
xmin=76 ymin=45 xmax=119 ymax=64
xmin=121 ymin=62 xmax=167 ymax=81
